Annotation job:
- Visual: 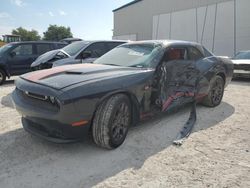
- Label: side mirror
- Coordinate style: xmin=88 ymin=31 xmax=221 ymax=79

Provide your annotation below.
xmin=81 ymin=51 xmax=91 ymax=59
xmin=9 ymin=51 xmax=16 ymax=58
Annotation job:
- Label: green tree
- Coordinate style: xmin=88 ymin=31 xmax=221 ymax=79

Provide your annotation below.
xmin=43 ymin=25 xmax=73 ymax=41
xmin=12 ymin=27 xmax=41 ymax=41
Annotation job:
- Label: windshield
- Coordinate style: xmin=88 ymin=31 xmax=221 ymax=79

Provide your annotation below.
xmin=0 ymin=44 xmax=14 ymax=56
xmin=62 ymin=41 xmax=89 ymax=56
xmin=233 ymin=51 xmax=250 ymax=60
xmin=94 ymin=43 xmax=163 ymax=68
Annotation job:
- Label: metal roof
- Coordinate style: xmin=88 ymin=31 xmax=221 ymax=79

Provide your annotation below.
xmin=2 ymin=34 xmax=21 ymax=37
xmin=113 ymin=0 xmax=143 ymax=12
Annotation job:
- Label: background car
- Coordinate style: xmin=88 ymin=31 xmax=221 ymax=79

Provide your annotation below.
xmin=12 ymin=40 xmax=233 ymax=149
xmin=0 ymin=41 xmax=66 ymax=85
xmin=31 ymin=40 xmax=127 ymax=70
xmin=232 ymin=51 xmax=250 ymax=78
xmin=60 ymin=38 xmax=83 ymax=44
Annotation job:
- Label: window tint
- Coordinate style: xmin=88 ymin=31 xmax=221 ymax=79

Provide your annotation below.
xmin=85 ymin=42 xmax=107 ymax=58
xmin=12 ymin=44 xmax=33 ymax=56
xmin=165 ymin=47 xmax=188 ymax=61
xmin=106 ymin=42 xmax=124 ymax=51
xmin=233 ymin=51 xmax=250 ymax=60
xmin=57 ymin=44 xmax=67 ymax=49
xmin=63 ymin=41 xmax=89 ymax=56
xmin=36 ymin=44 xmax=51 ymax=55
xmin=188 ymin=47 xmax=204 ymax=60
xmin=0 ymin=44 xmax=13 ymax=56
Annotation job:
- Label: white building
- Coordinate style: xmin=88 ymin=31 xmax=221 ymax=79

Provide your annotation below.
xmin=113 ymin=0 xmax=250 ymax=56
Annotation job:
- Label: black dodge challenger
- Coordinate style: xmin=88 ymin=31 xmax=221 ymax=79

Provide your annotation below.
xmin=12 ymin=40 xmax=233 ymax=149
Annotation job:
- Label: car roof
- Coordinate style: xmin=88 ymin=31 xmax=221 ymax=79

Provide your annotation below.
xmin=8 ymin=41 xmax=66 ymax=45
xmin=83 ymin=40 xmax=128 ymax=44
xmin=61 ymin=38 xmax=82 ymax=41
xmin=123 ymin=40 xmax=201 ymax=47
xmin=237 ymin=50 xmax=250 ymax=53
xmin=66 ymin=40 xmax=128 ymax=47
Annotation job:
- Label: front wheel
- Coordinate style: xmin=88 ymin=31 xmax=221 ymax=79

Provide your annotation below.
xmin=202 ymin=75 xmax=225 ymax=107
xmin=92 ymin=94 xmax=132 ymax=149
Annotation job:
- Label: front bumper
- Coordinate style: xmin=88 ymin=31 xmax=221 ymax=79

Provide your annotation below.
xmin=12 ymin=79 xmax=93 ymax=143
xmin=233 ymin=69 xmax=250 ymax=78
xmin=22 ymin=117 xmax=90 ymax=143
xmin=233 ymin=64 xmax=250 ymax=78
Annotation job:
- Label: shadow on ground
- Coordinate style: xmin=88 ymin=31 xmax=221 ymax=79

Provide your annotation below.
xmin=1 ymin=93 xmax=14 ymax=108
xmin=0 ymin=79 xmax=15 ymax=87
xmin=0 ymin=101 xmax=235 ymax=188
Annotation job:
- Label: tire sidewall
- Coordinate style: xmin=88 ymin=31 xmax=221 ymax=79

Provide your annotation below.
xmin=208 ymin=76 xmax=225 ymax=107
xmin=107 ymin=95 xmax=132 ymax=148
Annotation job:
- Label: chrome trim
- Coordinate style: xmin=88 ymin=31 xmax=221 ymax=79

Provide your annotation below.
xmin=24 ymin=91 xmax=48 ymax=101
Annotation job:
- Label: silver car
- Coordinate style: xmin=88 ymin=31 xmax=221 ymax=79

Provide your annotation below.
xmin=31 ymin=40 xmax=126 ymax=70
xmin=232 ymin=51 xmax=250 ymax=78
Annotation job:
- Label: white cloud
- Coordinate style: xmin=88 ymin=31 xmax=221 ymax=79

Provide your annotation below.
xmin=58 ymin=10 xmax=67 ymax=16
xmin=0 ymin=12 xmax=11 ymax=19
xmin=49 ymin=11 xmax=54 ymax=17
xmin=11 ymin=0 xmax=25 ymax=7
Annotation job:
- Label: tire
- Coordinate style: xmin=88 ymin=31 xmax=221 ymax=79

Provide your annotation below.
xmin=0 ymin=69 xmax=6 ymax=85
xmin=92 ymin=94 xmax=132 ymax=149
xmin=202 ymin=75 xmax=225 ymax=107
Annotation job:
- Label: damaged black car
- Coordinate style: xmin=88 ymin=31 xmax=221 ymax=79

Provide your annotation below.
xmin=12 ymin=40 xmax=233 ymax=149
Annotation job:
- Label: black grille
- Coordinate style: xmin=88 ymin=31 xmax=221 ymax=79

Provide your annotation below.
xmin=16 ymin=88 xmax=59 ymax=112
xmin=234 ymin=64 xmax=250 ymax=71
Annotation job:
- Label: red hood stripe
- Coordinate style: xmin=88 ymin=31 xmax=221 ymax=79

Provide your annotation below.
xmin=24 ymin=64 xmax=94 ymax=82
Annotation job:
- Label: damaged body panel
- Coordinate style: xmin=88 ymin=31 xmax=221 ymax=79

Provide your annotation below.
xmin=12 ymin=40 xmax=233 ymax=148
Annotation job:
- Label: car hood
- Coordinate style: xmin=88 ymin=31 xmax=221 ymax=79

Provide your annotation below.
xmin=31 ymin=49 xmax=64 ymax=67
xmin=231 ymin=59 xmax=250 ymax=65
xmin=21 ymin=64 xmax=153 ymax=90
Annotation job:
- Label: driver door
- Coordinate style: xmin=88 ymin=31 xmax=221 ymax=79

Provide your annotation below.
xmin=157 ymin=46 xmax=199 ymax=111
xmin=8 ymin=44 xmax=36 ymax=75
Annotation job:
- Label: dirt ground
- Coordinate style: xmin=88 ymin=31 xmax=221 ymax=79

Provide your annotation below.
xmin=0 ymin=78 xmax=249 ymax=188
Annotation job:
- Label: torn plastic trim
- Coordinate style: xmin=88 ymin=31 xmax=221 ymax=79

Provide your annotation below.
xmin=173 ymin=101 xmax=197 ymax=146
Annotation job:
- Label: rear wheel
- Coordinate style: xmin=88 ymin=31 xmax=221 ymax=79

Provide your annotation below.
xmin=202 ymin=75 xmax=225 ymax=107
xmin=0 ymin=69 xmax=6 ymax=85
xmin=92 ymin=94 xmax=131 ymax=149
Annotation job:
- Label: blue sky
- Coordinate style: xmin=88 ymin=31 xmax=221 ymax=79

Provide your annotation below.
xmin=0 ymin=0 xmax=131 ymax=40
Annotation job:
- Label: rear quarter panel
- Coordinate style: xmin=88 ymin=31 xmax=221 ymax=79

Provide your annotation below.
xmin=196 ymin=56 xmax=233 ymax=95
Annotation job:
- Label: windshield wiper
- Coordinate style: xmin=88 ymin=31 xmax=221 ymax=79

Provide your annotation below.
xmin=130 ymin=64 xmax=144 ymax=68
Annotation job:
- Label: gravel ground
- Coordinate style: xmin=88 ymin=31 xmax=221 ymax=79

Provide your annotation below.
xmin=0 ymin=78 xmax=249 ymax=188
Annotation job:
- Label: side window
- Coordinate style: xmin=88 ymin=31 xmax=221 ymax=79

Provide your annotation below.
xmin=12 ymin=44 xmax=33 ymax=56
xmin=84 ymin=42 xmax=107 ymax=58
xmin=36 ymin=44 xmax=52 ymax=55
xmin=188 ymin=47 xmax=204 ymax=61
xmin=165 ymin=47 xmax=188 ymax=61
xmin=106 ymin=42 xmax=123 ymax=51
xmin=57 ymin=44 xmax=67 ymax=49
